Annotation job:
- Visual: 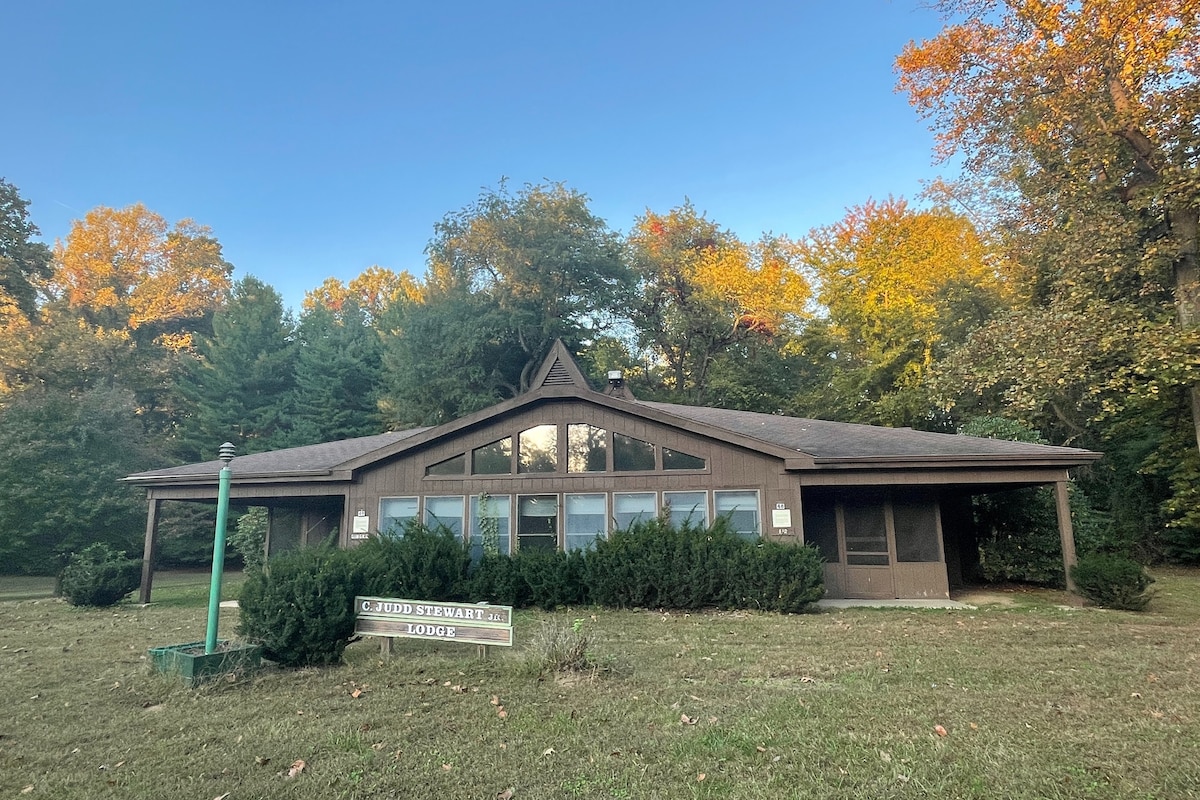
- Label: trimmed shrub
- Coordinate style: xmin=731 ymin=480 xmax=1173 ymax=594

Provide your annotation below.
xmin=58 ymin=543 xmax=141 ymax=607
xmin=1071 ymin=553 xmax=1154 ymax=611
xmin=238 ymin=544 xmax=367 ymax=667
xmin=468 ymin=549 xmax=587 ymax=610
xmin=586 ymin=518 xmax=824 ymax=613
xmin=357 ymin=521 xmax=471 ymax=601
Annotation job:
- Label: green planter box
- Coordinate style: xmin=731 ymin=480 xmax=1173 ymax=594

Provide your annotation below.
xmin=148 ymin=640 xmax=262 ymax=686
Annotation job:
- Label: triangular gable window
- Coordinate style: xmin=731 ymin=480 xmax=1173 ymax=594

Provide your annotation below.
xmin=663 ymin=447 xmax=705 ymax=470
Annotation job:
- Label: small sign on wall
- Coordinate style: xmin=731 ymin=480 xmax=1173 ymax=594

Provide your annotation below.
xmin=771 ymin=508 xmax=792 ymax=528
xmin=351 ymin=513 xmax=371 ymax=540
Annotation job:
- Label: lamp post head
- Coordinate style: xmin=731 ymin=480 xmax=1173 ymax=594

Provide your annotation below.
xmin=218 ymin=442 xmax=236 ymax=465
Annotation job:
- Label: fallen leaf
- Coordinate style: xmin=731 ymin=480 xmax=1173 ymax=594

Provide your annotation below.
xmin=697 ymin=773 xmax=706 ymax=782
xmin=1131 ymin=692 xmax=1143 ymax=699
xmin=21 ymin=787 xmax=33 ymax=795
xmin=351 ymin=688 xmax=364 ymax=699
xmin=969 ymin=722 xmax=979 ymax=730
xmin=491 ymin=695 xmax=501 ymax=706
xmin=496 ymin=789 xmax=514 ymax=800
xmin=934 ymin=725 xmax=948 ymax=737
xmin=542 ymin=747 xmax=556 ymax=757
xmin=255 ymin=756 xmax=271 ymax=766
xmin=756 ymin=746 xmax=767 ymax=753
xmin=497 ymin=708 xmax=508 ymax=719
xmin=442 ymin=763 xmax=452 ymax=771
xmin=286 ymin=759 xmax=306 ymax=779
xmin=213 ymin=794 xmax=231 ymax=800
xmin=680 ymin=715 xmax=698 ymax=725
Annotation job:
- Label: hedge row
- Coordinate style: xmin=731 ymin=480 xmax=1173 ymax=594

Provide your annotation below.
xmin=238 ymin=518 xmax=825 ymax=667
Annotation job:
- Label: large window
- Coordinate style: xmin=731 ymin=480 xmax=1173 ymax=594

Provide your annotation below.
xmin=473 ymin=437 xmax=512 ymax=474
xmin=613 ymin=433 xmax=655 ymax=471
xmin=567 ymin=424 xmax=607 ymax=472
xmin=613 ymin=492 xmax=656 ymax=530
xmin=565 ymin=493 xmax=607 ymax=551
xmin=517 ymin=494 xmax=558 ymax=552
xmin=664 ymin=491 xmax=708 ymax=528
xmin=424 ymin=495 xmax=464 ymax=536
xmin=714 ymin=490 xmax=760 ymax=540
xmin=470 ymin=494 xmax=511 ymax=560
xmin=519 ymin=425 xmax=558 ymax=473
xmin=380 ymin=497 xmax=419 ymax=537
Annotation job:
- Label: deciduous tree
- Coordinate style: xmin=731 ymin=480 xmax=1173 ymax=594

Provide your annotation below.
xmin=896 ymin=0 xmax=1200 ymax=446
xmin=50 ymin=203 xmax=232 ymax=349
xmin=628 ymin=203 xmax=810 ymax=402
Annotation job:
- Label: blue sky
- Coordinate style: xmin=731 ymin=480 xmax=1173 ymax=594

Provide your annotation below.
xmin=6 ymin=1 xmax=949 ymax=311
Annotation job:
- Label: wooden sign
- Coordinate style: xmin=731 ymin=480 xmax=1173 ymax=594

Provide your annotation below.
xmin=354 ymin=596 xmax=514 ymax=647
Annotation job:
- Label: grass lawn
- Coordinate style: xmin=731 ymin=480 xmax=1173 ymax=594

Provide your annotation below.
xmin=2 ymin=571 xmax=1198 ymax=799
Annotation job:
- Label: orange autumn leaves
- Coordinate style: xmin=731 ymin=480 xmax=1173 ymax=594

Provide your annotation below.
xmin=51 ymin=203 xmax=232 ymax=348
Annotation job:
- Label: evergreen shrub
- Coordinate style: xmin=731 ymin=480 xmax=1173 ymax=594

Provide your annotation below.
xmin=586 ymin=518 xmax=823 ymax=613
xmin=1071 ymin=553 xmax=1154 ymax=611
xmin=357 ymin=521 xmax=470 ymax=601
xmin=58 ymin=543 xmax=141 ymax=607
xmin=238 ymin=544 xmax=366 ymax=667
xmin=467 ymin=549 xmax=587 ymax=609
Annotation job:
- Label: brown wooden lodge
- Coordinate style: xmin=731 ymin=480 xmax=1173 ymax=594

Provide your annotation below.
xmin=126 ymin=342 xmax=1102 ymax=603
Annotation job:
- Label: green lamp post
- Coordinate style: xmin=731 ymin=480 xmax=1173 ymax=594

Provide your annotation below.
xmin=205 ymin=442 xmax=236 ymax=654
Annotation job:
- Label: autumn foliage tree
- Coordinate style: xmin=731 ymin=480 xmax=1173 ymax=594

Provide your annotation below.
xmin=628 ymin=203 xmax=810 ymax=402
xmin=798 ymin=197 xmax=1007 ymax=426
xmin=50 ymin=203 xmax=232 ymax=349
xmin=897 ymin=0 xmax=1200 ymax=447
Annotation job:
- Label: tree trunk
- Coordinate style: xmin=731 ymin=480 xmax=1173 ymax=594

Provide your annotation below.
xmin=1171 ymin=203 xmax=1200 ymax=454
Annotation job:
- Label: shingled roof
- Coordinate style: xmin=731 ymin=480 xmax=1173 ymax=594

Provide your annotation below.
xmin=125 ymin=343 xmax=1100 ymax=487
xmin=638 ymin=402 xmax=1097 ymax=464
xmin=124 ymin=428 xmax=429 ymax=483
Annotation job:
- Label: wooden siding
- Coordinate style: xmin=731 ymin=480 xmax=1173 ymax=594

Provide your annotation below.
xmin=346 ymin=400 xmax=791 ymax=538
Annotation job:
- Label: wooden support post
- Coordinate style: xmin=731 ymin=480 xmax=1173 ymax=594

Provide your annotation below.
xmin=477 ymin=644 xmax=491 ymax=660
xmin=1054 ymin=480 xmax=1078 ymax=594
xmin=380 ymin=637 xmax=393 ymax=659
xmin=139 ymin=497 xmax=161 ymax=604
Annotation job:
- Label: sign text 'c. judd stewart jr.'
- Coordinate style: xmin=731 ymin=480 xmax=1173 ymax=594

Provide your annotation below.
xmin=354 ymin=596 xmax=514 ymax=647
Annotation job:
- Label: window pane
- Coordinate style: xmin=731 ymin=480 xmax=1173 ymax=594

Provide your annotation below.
xmin=565 ymin=493 xmax=606 ymax=552
xmin=894 ymin=500 xmax=940 ymax=563
xmin=664 ymin=491 xmax=708 ymax=528
xmin=519 ymin=425 xmax=558 ymax=473
xmin=517 ymin=494 xmax=558 ymax=552
xmin=424 ymin=495 xmax=464 ymax=537
xmin=380 ymin=497 xmax=418 ymax=537
xmin=567 ymin=424 xmax=607 ymax=472
xmin=843 ymin=500 xmax=888 ymax=562
xmin=613 ymin=433 xmax=655 ymax=471
xmin=802 ymin=498 xmax=839 ymax=563
xmin=470 ymin=494 xmax=511 ymax=560
xmin=426 ymin=453 xmax=465 ymax=476
xmin=715 ymin=490 xmax=759 ymax=540
xmin=473 ymin=437 xmax=512 ymax=474
xmin=613 ymin=492 xmax=656 ymax=530
xmin=662 ymin=448 xmax=705 ymax=470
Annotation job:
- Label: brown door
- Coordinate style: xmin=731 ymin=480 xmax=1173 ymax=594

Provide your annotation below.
xmin=841 ymin=501 xmax=895 ymax=599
